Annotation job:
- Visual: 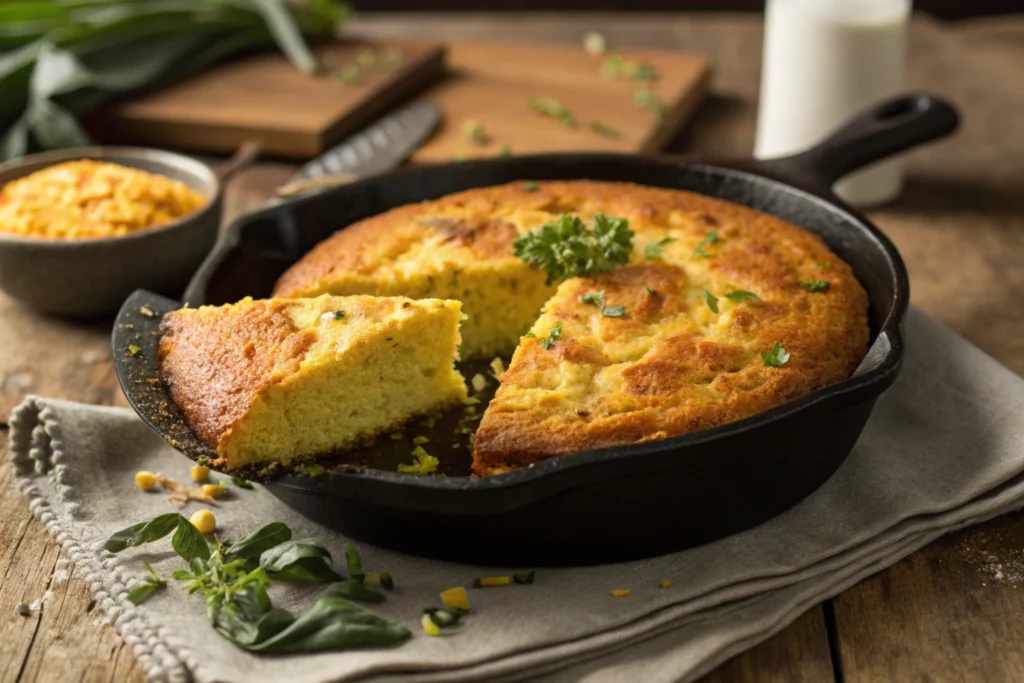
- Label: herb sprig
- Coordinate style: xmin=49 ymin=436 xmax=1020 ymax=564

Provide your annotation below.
xmin=645 ymin=236 xmax=677 ymax=260
xmin=513 ymin=213 xmax=634 ymax=285
xmin=692 ymin=231 xmax=720 ymax=258
xmin=528 ymin=97 xmax=577 ymax=127
xmin=105 ymin=515 xmax=408 ymax=653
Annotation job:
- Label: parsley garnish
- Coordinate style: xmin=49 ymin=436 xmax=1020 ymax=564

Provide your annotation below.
xmin=646 ymin=286 xmax=658 ymax=295
xmin=645 ymin=236 xmax=677 ymax=260
xmin=630 ymin=64 xmax=658 ymax=82
xmin=581 ymin=291 xmax=606 ymax=308
xmin=462 ymin=120 xmax=489 ymax=145
xmin=692 ymin=230 xmax=720 ymax=258
xmin=513 ymin=213 xmax=634 ymax=285
xmin=761 ymin=342 xmax=790 ymax=367
xmin=703 ymin=290 xmax=719 ymax=313
xmin=580 ymin=290 xmax=625 ymax=317
xmin=724 ymin=290 xmax=759 ymax=302
xmin=523 ymin=181 xmax=539 ymax=192
xmin=815 ymin=261 xmax=831 ymax=269
xmin=540 ymin=322 xmax=563 ymax=349
xmin=800 ymin=280 xmax=830 ymax=293
xmin=588 ymin=121 xmax=622 ymax=139
xmin=602 ymin=306 xmax=626 ymax=318
xmin=634 ymin=89 xmax=667 ymax=118
xmin=528 ymin=97 xmax=576 ymax=127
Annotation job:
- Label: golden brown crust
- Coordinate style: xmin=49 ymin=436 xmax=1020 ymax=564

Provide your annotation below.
xmin=158 ymin=299 xmax=315 ymax=454
xmin=267 ymin=180 xmax=868 ymax=476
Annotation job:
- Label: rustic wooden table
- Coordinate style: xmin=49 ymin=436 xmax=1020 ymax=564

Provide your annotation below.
xmin=2 ymin=12 xmax=1024 ymax=683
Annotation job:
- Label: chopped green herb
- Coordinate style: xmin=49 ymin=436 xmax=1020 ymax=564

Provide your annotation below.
xmin=462 ymin=120 xmax=489 ymax=145
xmin=196 ymin=457 xmax=213 ymax=468
xmin=602 ymin=306 xmax=626 ymax=318
xmin=127 ymin=560 xmax=167 ymax=605
xmin=127 ymin=344 xmax=142 ymax=357
xmin=540 ymin=322 xmax=563 ymax=350
xmin=724 ymin=290 xmax=759 ymax=303
xmin=800 ymin=280 xmax=831 ymax=293
xmin=513 ymin=571 xmax=536 ymax=585
xmin=303 ymin=464 xmax=326 ymax=477
xmin=580 ymin=291 xmax=606 ymax=308
xmin=703 ymin=290 xmax=719 ymax=314
xmin=630 ymin=63 xmax=658 ymax=82
xmin=398 ymin=446 xmax=439 ymax=475
xmin=513 ymin=213 xmax=634 ymax=285
xmin=692 ymin=230 xmax=721 ymax=258
xmin=523 ymin=181 xmax=539 ymax=192
xmin=528 ymin=96 xmax=577 ymax=127
xmin=583 ymin=31 xmax=607 ymax=56
xmin=326 ymin=580 xmax=386 ymax=603
xmin=634 ymin=89 xmax=667 ymax=118
xmin=815 ymin=261 xmax=831 ymax=269
xmin=495 ymin=144 xmax=512 ymax=157
xmin=646 ymin=286 xmax=658 ymax=295
xmin=761 ymin=342 xmax=791 ymax=367
xmin=588 ymin=121 xmax=622 ymax=139
xmin=231 ymin=476 xmax=253 ymax=489
xmin=645 ymin=236 xmax=677 ymax=260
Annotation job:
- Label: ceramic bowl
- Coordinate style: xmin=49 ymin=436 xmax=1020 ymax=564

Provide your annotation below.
xmin=0 ymin=146 xmax=223 ymax=317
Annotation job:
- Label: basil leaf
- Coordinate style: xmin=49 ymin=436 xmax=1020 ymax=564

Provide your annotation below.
xmin=104 ymin=513 xmax=181 ymax=553
xmin=246 ymin=597 xmax=411 ymax=654
xmin=172 ymin=518 xmax=210 ymax=563
xmin=127 ymin=582 xmax=163 ymax=606
xmin=261 ymin=542 xmax=341 ymax=582
xmin=224 ymin=522 xmax=292 ymax=561
xmin=326 ymin=580 xmax=386 ymax=603
xmin=211 ymin=599 xmax=294 ymax=648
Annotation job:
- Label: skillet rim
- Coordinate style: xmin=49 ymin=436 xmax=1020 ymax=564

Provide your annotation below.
xmin=125 ymin=152 xmax=909 ymax=497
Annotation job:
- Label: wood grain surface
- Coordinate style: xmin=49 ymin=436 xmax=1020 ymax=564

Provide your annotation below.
xmin=89 ymin=39 xmax=446 ymax=158
xmin=2 ymin=12 xmax=1024 ymax=683
xmin=409 ymin=41 xmax=709 ymax=161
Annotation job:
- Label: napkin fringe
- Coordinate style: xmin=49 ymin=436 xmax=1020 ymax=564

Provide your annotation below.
xmin=10 ymin=396 xmax=197 ymax=683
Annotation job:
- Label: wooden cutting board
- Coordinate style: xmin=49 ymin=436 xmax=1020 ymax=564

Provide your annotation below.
xmin=89 ymin=39 xmax=709 ymax=160
xmin=412 ymin=41 xmax=710 ymax=163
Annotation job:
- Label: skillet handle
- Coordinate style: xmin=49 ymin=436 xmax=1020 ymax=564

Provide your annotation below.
xmin=753 ymin=93 xmax=960 ymax=196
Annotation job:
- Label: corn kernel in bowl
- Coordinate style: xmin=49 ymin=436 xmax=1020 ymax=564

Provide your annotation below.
xmin=0 ymin=160 xmax=206 ymax=240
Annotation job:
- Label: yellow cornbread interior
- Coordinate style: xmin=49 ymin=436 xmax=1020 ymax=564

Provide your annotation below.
xmin=161 ymin=295 xmax=468 ymax=470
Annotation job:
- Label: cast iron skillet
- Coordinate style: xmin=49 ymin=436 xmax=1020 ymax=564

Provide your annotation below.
xmin=114 ymin=93 xmax=959 ymax=566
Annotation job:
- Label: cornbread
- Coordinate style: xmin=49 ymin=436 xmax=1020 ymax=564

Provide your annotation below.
xmin=158 ymin=294 xmax=467 ymax=470
xmin=275 ymin=181 xmax=870 ymax=476
xmin=0 ymin=160 xmax=205 ymax=240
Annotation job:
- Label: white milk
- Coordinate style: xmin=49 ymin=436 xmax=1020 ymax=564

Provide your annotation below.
xmin=754 ymin=0 xmax=911 ymax=207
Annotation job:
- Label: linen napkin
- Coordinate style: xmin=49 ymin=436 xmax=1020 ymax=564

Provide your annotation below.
xmin=10 ymin=306 xmax=1024 ymax=683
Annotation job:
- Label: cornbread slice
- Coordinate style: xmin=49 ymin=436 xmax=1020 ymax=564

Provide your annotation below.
xmin=272 ymin=201 xmax=558 ymax=358
xmin=158 ymin=294 xmax=467 ymax=469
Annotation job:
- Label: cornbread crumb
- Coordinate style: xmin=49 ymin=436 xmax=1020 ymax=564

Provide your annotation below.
xmin=0 ymin=160 xmax=205 ymax=240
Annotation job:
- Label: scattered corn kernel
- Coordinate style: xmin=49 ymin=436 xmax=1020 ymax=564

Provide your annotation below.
xmin=471 ymin=373 xmax=487 ymax=392
xmin=473 ymin=576 xmax=512 ymax=588
xmin=490 ymin=357 xmax=506 ymax=378
xmin=421 ymin=613 xmax=441 ymax=636
xmin=190 ymin=465 xmax=210 ymax=483
xmin=440 ymin=586 xmax=471 ymax=611
xmin=660 ymin=580 xmax=672 ymax=589
xmin=611 ymin=589 xmax=631 ymax=597
xmin=189 ymin=509 xmax=216 ymax=534
xmin=202 ymin=483 xmax=226 ymax=498
xmin=135 ymin=471 xmax=157 ymax=491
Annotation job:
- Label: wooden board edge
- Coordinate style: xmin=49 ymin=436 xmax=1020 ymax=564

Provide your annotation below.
xmin=641 ymin=59 xmax=712 ymax=154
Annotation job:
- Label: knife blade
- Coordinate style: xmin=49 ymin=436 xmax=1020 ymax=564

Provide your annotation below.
xmin=277 ymin=99 xmax=441 ymax=197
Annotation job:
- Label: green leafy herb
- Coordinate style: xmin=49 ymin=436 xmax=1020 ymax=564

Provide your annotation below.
xmin=646 ymin=286 xmax=658 ymax=295
xmin=580 ymin=291 xmax=606 ymax=308
xmin=540 ymin=322 xmax=563 ymax=350
xmin=0 ymin=1 xmax=348 ymax=161
xmin=692 ymin=231 xmax=721 ymax=258
xmin=513 ymin=571 xmax=536 ymax=585
xmin=173 ymin=517 xmax=211 ymax=562
xmin=602 ymin=306 xmax=626 ymax=318
xmin=524 ymin=332 xmax=537 ymax=338
xmin=260 ymin=542 xmax=342 ymax=582
xmin=327 ymin=580 xmax=386 ymax=603
xmin=724 ymin=290 xmax=759 ymax=303
xmin=703 ymin=290 xmax=719 ymax=314
xmin=105 ymin=513 xmax=180 ymax=553
xmin=800 ymin=280 xmax=831 ymax=293
xmin=346 ymin=545 xmax=364 ymax=583
xmin=224 ymin=523 xmax=292 ymax=561
xmin=588 ymin=121 xmax=622 ymax=139
xmin=630 ymin=64 xmax=658 ymax=82
xmin=463 ymin=120 xmax=489 ymax=145
xmin=248 ymin=596 xmax=410 ymax=653
xmin=513 ymin=213 xmax=634 ymax=285
xmin=495 ymin=144 xmax=512 ymax=157
xmin=397 ymin=446 xmax=439 ymax=475
xmin=523 ymin=181 xmax=539 ymax=192
xmin=231 ymin=476 xmax=253 ymax=489
xmin=528 ymin=96 xmax=576 ymax=127
xmin=761 ymin=342 xmax=791 ymax=367
xmin=814 ymin=261 xmax=831 ymax=269
xmin=127 ymin=561 xmax=167 ymax=606
xmin=645 ymin=236 xmax=677 ymax=260
xmin=634 ymin=89 xmax=667 ymax=118
xmin=196 ymin=457 xmax=213 ymax=468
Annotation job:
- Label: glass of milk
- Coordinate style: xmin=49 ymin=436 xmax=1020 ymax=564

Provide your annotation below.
xmin=754 ymin=0 xmax=912 ymax=207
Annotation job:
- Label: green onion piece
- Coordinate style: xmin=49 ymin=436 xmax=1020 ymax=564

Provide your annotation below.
xmin=513 ymin=571 xmax=536 ymax=585
xmin=424 ymin=607 xmax=462 ymax=627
